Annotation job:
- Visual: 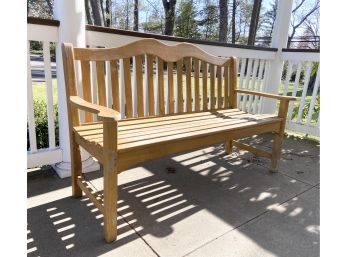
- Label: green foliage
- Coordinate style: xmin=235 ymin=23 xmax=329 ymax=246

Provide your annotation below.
xmin=197 ymin=3 xmax=219 ymax=40
xmin=174 ymin=0 xmax=200 ymax=38
xmin=27 ymin=99 xmax=59 ymax=151
xmin=291 ymin=95 xmax=320 ymax=123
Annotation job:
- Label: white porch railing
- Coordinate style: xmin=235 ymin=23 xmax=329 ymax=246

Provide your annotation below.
xmin=27 ymin=20 xmax=62 ymax=168
xmin=27 ymin=18 xmax=320 ymax=169
xmin=281 ymin=50 xmax=320 ymax=137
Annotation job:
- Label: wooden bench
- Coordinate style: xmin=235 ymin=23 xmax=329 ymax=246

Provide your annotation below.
xmin=61 ymin=39 xmax=296 ymax=242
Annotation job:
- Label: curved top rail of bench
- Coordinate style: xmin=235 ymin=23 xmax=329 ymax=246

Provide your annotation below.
xmin=72 ymin=38 xmax=231 ymax=66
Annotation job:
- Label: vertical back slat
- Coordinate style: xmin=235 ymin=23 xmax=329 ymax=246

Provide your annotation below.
xmin=135 ymin=55 xmax=144 ymax=117
xmin=110 ymin=60 xmax=120 ymax=112
xmin=123 ymin=58 xmax=133 ymax=118
xmin=194 ymin=58 xmax=200 ymax=112
xmin=202 ymin=61 xmax=208 ymax=111
xmin=43 ymin=41 xmax=55 ymax=148
xmin=177 ymin=60 xmax=183 ymax=113
xmin=80 ymin=60 xmax=93 ymax=122
xmin=306 ymin=64 xmax=320 ymax=125
xmin=106 ymin=61 xmax=113 ymax=108
xmin=210 ymin=63 xmax=215 ymax=110
xmin=146 ymin=54 xmax=155 ymax=116
xmin=296 ymin=62 xmax=313 ymax=123
xmin=223 ymin=65 xmax=229 ymax=108
xmin=157 ymin=58 xmax=165 ymax=115
xmin=217 ymin=66 xmax=222 ymax=109
xmin=27 ymin=42 xmax=37 ymax=152
xmin=185 ymin=57 xmax=192 ymax=112
xmin=168 ymin=62 xmax=174 ymax=114
xmin=96 ymin=61 xmax=107 ymax=106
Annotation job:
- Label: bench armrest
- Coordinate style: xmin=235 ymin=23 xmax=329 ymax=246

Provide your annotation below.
xmin=70 ymin=96 xmax=121 ymax=122
xmin=235 ymin=89 xmax=298 ymax=101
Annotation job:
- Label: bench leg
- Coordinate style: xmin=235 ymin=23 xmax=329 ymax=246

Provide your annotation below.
xmin=225 ymin=140 xmax=233 ymax=155
xmin=103 ymin=163 xmax=118 ymax=243
xmin=71 ymin=135 xmax=82 ymax=198
xmin=271 ymin=133 xmax=283 ymax=172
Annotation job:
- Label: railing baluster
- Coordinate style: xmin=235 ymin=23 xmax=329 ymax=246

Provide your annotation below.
xmin=253 ymin=59 xmax=265 ymax=114
xmin=43 ymin=41 xmax=55 ymax=149
xmin=296 ymin=62 xmax=313 ymax=123
xmin=27 ymin=41 xmax=37 ymax=152
xmin=248 ymin=59 xmax=259 ymax=113
xmin=287 ymin=61 xmax=302 ymax=120
xmin=283 ymin=61 xmax=293 ymax=96
xmin=306 ymin=64 xmax=320 ymax=126
xmin=242 ymin=58 xmax=253 ymax=112
xmin=237 ymin=58 xmax=246 ymax=108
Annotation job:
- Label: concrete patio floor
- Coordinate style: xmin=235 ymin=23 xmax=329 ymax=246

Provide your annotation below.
xmin=27 ymin=133 xmax=320 ymax=257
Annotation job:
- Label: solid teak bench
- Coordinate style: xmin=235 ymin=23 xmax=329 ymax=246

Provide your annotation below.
xmin=61 ymin=39 xmax=296 ymax=242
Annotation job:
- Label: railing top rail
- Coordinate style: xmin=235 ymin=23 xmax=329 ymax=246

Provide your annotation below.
xmin=282 ymin=48 xmax=320 ymax=53
xmin=27 ymin=17 xmax=60 ymax=27
xmin=86 ymin=25 xmax=278 ymax=52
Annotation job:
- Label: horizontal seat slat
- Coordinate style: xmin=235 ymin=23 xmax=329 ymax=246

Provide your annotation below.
xmin=74 ymin=110 xmax=281 ymax=154
xmin=76 ymin=110 xmax=246 ymax=136
xmin=86 ymin=114 xmax=279 ymax=146
xmin=80 ymin=112 xmax=273 ymax=141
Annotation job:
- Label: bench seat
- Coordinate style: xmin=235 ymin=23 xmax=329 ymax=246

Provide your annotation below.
xmin=74 ymin=109 xmax=281 ymax=171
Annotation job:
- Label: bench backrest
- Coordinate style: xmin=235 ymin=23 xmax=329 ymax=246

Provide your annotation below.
xmin=62 ymin=38 xmax=238 ymax=122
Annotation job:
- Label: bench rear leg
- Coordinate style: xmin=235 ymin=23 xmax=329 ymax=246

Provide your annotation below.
xmin=71 ymin=135 xmax=82 ymax=198
xmin=271 ymin=133 xmax=283 ymax=172
xmin=225 ymin=140 xmax=233 ymax=155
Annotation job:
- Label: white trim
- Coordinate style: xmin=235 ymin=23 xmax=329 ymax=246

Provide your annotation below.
xmin=27 ymin=24 xmax=58 ymax=42
xmin=281 ymin=52 xmax=320 ymax=62
xmin=286 ymin=121 xmax=320 ymax=137
xmin=27 ymin=148 xmax=62 ymax=168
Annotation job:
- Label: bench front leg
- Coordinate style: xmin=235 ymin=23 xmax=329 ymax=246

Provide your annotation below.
xmin=271 ymin=99 xmax=290 ymax=172
xmin=102 ymin=120 xmax=118 ymax=242
xmin=224 ymin=140 xmax=233 ymax=155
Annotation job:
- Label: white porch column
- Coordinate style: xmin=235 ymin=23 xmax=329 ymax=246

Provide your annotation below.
xmin=53 ymin=0 xmax=99 ymax=178
xmin=261 ymin=0 xmax=293 ymax=114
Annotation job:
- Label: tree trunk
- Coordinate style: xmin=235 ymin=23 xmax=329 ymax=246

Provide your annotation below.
xmin=90 ymin=0 xmax=104 ymax=26
xmin=219 ymin=0 xmax=228 ymax=42
xmin=231 ymin=0 xmax=237 ymax=43
xmin=134 ymin=0 xmax=139 ymax=31
xmin=85 ymin=0 xmax=93 ymax=25
xmin=162 ymin=0 xmax=177 ymax=35
xmin=106 ymin=0 xmax=111 ymax=27
xmin=100 ymin=0 xmax=106 ymax=25
xmin=248 ymin=0 xmax=262 ymax=45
